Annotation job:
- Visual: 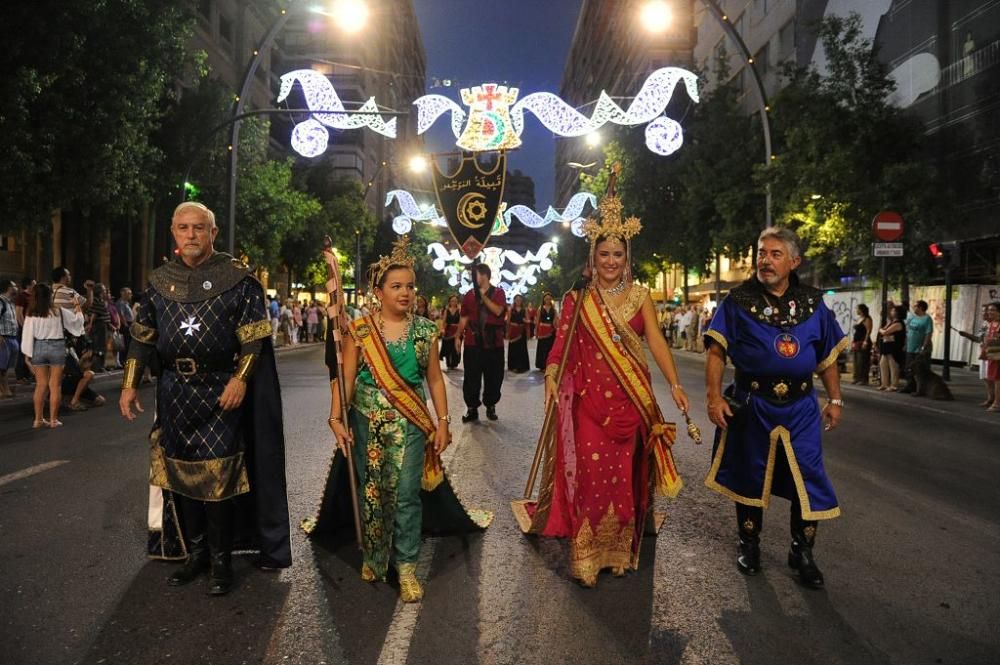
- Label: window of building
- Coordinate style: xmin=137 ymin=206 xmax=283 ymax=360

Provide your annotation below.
xmin=219 ymin=14 xmax=233 ymax=45
xmin=752 ymin=0 xmax=767 ymax=22
xmin=778 ymin=19 xmax=795 ymax=59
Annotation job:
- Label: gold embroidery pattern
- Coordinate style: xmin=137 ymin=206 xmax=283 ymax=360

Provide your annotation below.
xmin=150 ymin=436 xmax=250 ymax=501
xmin=570 ymin=503 xmax=634 ymax=586
xmin=597 ymin=284 xmax=647 ymax=366
xmin=236 ymin=318 xmax=272 ymax=344
xmin=130 ymin=321 xmax=158 ymax=344
xmin=705 ymin=329 xmax=728 ymax=350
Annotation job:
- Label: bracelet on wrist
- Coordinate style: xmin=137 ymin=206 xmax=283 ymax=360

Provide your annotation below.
xmin=827 ymin=398 xmax=844 ymax=408
xmin=328 ymin=416 xmax=342 ymax=423
xmin=670 ymin=384 xmax=683 ymax=391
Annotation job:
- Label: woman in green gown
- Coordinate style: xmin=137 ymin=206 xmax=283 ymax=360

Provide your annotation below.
xmin=326 ymin=239 xmax=476 ymax=603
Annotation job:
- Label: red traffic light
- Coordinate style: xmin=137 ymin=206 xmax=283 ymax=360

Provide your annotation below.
xmin=928 ymin=242 xmax=944 ymax=259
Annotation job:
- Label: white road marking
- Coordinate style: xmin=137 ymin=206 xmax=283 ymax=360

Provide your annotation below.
xmin=375 ymin=539 xmax=438 ymax=665
xmin=0 ymin=460 xmax=69 ymax=487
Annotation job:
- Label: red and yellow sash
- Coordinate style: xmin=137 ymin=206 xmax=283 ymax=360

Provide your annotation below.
xmin=507 ymin=322 xmax=525 ymax=342
xmin=535 ymin=322 xmax=554 ymax=339
xmin=578 ymin=290 xmax=682 ymax=497
xmin=352 ymin=315 xmax=443 ymax=490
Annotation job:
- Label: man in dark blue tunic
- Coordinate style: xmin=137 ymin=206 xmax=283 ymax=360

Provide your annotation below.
xmin=704 ymin=227 xmax=847 ymax=588
xmin=120 ymin=202 xmax=290 ymax=595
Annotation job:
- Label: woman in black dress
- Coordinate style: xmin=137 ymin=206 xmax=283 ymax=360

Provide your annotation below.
xmin=851 ymin=303 xmax=873 ymax=385
xmin=506 ymin=294 xmax=530 ymax=373
xmin=533 ymin=292 xmax=556 ymax=371
xmin=439 ymin=294 xmax=461 ymax=369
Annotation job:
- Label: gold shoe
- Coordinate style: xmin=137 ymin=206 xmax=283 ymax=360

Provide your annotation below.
xmin=397 ymin=563 xmax=424 ymax=603
xmin=360 ymin=563 xmax=377 ymax=582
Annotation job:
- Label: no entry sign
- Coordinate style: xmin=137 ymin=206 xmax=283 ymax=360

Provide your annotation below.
xmin=872 ymin=211 xmax=904 ymax=242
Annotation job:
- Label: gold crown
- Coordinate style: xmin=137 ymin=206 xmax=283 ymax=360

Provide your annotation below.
xmin=581 ymin=194 xmax=642 ymax=244
xmin=368 ymin=235 xmax=416 ymax=288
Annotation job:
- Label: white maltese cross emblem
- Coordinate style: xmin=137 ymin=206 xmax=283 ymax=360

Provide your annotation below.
xmin=179 ymin=316 xmax=202 ymax=337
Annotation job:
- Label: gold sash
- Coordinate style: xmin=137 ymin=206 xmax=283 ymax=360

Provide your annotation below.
xmin=579 ymin=290 xmax=682 ymax=497
xmin=352 ymin=315 xmax=443 ymax=490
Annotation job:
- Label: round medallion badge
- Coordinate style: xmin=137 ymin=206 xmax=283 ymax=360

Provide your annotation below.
xmin=774 ymin=332 xmax=800 ymax=359
xmin=202 ymin=280 xmax=213 ymax=290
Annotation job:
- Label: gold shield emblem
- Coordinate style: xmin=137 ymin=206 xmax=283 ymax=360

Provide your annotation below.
xmin=773 ymin=381 xmax=789 ymax=399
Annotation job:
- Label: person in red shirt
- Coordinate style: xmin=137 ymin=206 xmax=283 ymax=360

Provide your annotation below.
xmin=455 ymin=264 xmax=508 ymax=422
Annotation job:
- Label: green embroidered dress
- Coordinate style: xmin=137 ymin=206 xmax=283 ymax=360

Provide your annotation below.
xmin=303 ymin=316 xmax=491 ymax=579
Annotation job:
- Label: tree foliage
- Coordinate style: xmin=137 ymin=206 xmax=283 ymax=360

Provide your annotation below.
xmin=0 ymin=0 xmax=193 ymax=229
xmin=762 ymin=13 xmax=947 ymax=283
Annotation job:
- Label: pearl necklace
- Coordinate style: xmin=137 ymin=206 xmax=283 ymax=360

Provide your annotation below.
xmin=599 ymin=279 xmax=628 ymax=296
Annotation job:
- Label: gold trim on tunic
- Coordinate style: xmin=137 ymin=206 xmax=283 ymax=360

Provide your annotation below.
xmin=704 ymin=425 xmax=841 ymax=520
xmin=236 ymin=318 xmax=272 ymax=344
xmin=705 ymin=329 xmax=728 ymax=350
xmin=130 ymin=321 xmax=158 ymax=345
xmin=815 ymin=336 xmax=850 ymax=373
xmin=150 ymin=438 xmax=250 ymax=501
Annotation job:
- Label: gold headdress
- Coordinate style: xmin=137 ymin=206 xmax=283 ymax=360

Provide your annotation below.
xmin=367 ymin=235 xmax=416 ymax=292
xmin=582 ymin=164 xmax=642 ymax=282
xmin=581 ymin=196 xmax=643 ymax=244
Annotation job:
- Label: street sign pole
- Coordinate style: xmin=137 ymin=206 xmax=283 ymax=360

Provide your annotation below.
xmin=880 ymin=257 xmax=889 ymax=326
xmin=943 ymin=265 xmax=953 ymax=381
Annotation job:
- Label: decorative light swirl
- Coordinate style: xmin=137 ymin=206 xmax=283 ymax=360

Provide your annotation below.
xmin=503 ymin=192 xmax=597 ymax=229
xmin=414 ymin=94 xmax=466 ymax=137
xmin=278 ymin=69 xmax=397 ymax=158
xmin=427 ymin=242 xmax=558 ymax=301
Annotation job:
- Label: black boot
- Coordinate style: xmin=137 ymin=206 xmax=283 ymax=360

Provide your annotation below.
xmin=462 ymin=408 xmax=479 ymax=423
xmin=208 ymin=551 xmax=233 ymax=596
xmin=206 ymin=500 xmax=235 ymax=596
xmin=735 ymin=504 xmax=762 ymax=576
xmin=168 ymin=534 xmax=209 ymax=586
xmin=486 ymin=405 xmax=498 ymax=421
xmin=788 ymin=522 xmax=824 ymax=589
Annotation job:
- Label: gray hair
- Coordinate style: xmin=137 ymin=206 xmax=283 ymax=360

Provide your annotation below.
xmin=172 ymin=201 xmax=216 ymax=228
xmin=758 ymin=226 xmax=801 ymax=259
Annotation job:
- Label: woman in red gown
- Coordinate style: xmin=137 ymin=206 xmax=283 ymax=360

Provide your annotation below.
xmin=513 ymin=195 xmax=689 ymax=587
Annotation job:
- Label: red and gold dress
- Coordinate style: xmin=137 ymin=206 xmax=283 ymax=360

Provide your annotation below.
xmin=513 ymin=285 xmax=682 ymax=586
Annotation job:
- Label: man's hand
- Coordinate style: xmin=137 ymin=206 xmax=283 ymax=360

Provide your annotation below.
xmin=706 ymin=396 xmax=733 ymax=430
xmin=218 ymin=377 xmax=247 ymax=411
xmin=119 ymin=388 xmax=143 ymax=421
xmin=821 ymin=403 xmax=842 ymax=431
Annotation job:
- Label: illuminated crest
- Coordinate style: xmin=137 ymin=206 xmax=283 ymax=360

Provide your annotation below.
xmin=458 ymin=84 xmax=522 ymax=152
xmin=774 ymin=333 xmax=801 ymax=359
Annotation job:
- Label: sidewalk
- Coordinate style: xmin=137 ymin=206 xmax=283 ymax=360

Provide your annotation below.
xmin=0 ymin=341 xmax=322 ymax=418
xmin=669 ymin=347 xmax=999 ymax=425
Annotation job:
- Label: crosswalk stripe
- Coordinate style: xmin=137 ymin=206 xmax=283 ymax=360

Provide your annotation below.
xmin=0 ymin=460 xmax=70 ymax=487
xmin=375 ymin=539 xmax=438 ymax=665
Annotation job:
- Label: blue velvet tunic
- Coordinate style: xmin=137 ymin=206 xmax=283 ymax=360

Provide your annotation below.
xmin=704 ymin=280 xmax=848 ymax=520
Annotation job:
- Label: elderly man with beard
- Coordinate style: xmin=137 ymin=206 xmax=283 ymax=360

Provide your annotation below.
xmin=704 ymin=227 xmax=848 ymax=589
xmin=120 ymin=201 xmax=290 ymax=595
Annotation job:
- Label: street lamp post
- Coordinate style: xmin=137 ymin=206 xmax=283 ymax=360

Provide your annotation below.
xmin=642 ymin=0 xmax=774 ymax=229
xmin=226 ymin=1 xmax=370 ymax=255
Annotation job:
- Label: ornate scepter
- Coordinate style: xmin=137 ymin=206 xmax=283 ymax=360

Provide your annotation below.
xmin=322 ymin=236 xmax=363 ymax=548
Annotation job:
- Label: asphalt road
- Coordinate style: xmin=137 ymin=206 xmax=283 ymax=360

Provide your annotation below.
xmin=0 ymin=342 xmax=996 ymax=665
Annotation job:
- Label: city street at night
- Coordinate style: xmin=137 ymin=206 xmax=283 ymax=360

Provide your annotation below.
xmin=1 ymin=343 xmax=996 ymax=665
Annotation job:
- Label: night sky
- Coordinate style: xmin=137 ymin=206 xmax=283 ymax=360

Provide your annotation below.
xmin=411 ymin=0 xmax=583 ymax=210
